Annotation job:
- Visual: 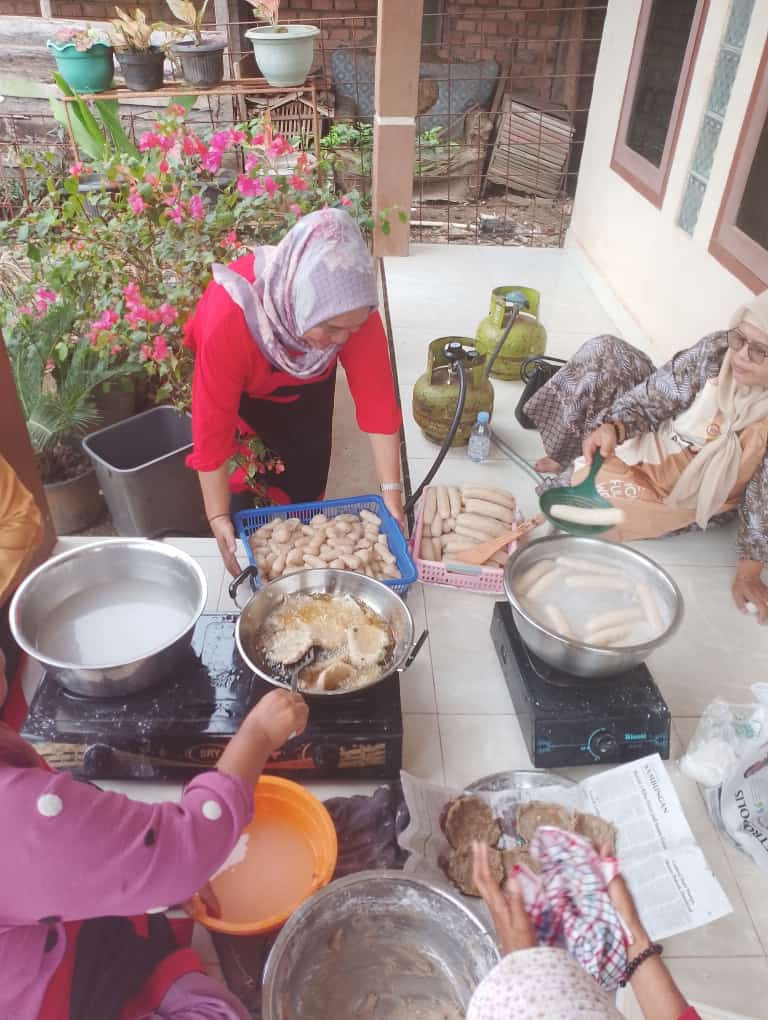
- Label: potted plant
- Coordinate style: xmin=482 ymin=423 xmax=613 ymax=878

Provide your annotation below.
xmin=6 ymin=298 xmax=134 ymax=534
xmin=244 ymin=0 xmax=319 ymax=88
xmin=47 ymin=26 xmax=115 ymax=95
xmin=108 ymin=7 xmax=167 ymax=92
xmin=166 ymin=0 xmax=226 ymax=88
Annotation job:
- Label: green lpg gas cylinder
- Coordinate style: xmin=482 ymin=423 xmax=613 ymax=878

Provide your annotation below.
xmin=412 ymin=337 xmax=494 ymax=446
xmin=475 ymin=286 xmax=547 ymax=380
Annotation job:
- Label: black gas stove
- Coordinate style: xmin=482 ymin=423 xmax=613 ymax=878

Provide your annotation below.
xmin=21 ymin=613 xmax=403 ymax=782
xmin=491 ymin=602 xmax=670 ymax=768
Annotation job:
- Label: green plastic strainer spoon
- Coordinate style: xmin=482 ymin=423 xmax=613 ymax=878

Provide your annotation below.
xmin=539 ymin=452 xmax=618 ymax=536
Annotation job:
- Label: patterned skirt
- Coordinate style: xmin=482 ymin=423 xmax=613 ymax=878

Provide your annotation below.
xmin=523 ymin=335 xmax=655 ymax=466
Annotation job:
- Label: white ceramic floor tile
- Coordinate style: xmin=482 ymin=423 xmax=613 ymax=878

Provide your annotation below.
xmin=627 ymin=521 xmax=739 ymax=568
xmin=400 ymin=585 xmax=437 ymax=714
xmin=195 ymin=557 xmax=227 ymax=612
xmin=403 ymin=713 xmax=444 ymax=784
xmin=659 ymin=957 xmax=768 ymax=1017
xmin=422 ymin=585 xmax=514 ymax=715
xmin=648 ymin=565 xmax=766 ymax=715
xmin=161 ymin=537 xmax=219 ymax=556
xmin=439 ymin=713 xmax=534 ymax=789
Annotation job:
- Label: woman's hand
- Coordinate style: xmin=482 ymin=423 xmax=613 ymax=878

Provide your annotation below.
xmin=471 ymin=841 xmax=537 ymax=955
xmin=381 ymin=488 xmax=406 ymax=530
xmin=582 ymin=423 xmax=618 ymax=466
xmin=732 ymin=560 xmax=768 ymax=624
xmin=606 ymin=871 xmax=651 ymax=955
xmin=209 ymin=514 xmax=242 ymax=577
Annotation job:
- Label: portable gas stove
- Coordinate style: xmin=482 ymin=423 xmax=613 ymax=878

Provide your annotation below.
xmin=21 ymin=613 xmax=403 ymax=782
xmin=491 ymin=602 xmax=670 ymax=768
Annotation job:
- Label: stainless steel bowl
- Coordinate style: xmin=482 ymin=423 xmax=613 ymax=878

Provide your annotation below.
xmin=262 ymin=870 xmax=499 ymax=1020
xmin=10 ymin=538 xmax=207 ymax=697
xmin=233 ymin=568 xmax=418 ymax=697
xmin=503 ymin=534 xmax=683 ymax=679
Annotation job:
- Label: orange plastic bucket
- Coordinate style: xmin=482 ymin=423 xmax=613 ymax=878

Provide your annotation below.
xmin=186 ymin=775 xmax=338 ymax=935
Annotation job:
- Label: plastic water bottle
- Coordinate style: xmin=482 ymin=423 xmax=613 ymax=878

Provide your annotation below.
xmin=467 ymin=411 xmax=491 ymax=463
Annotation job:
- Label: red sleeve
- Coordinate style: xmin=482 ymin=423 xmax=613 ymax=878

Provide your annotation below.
xmin=185 ymin=256 xmax=270 ymax=473
xmin=339 ymin=311 xmax=402 ymax=434
xmin=678 ymin=1009 xmax=701 ymax=1020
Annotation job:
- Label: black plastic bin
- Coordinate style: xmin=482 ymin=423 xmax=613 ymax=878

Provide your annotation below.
xmin=82 ymin=406 xmax=207 ymax=537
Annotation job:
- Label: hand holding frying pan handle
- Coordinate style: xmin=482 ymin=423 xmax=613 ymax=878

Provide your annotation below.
xmin=228 ymin=565 xmax=260 ymax=607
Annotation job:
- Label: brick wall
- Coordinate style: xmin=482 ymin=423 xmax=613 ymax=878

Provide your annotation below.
xmin=48 ymin=0 xmax=167 ymax=19
xmin=2 ymin=0 xmax=42 ymax=14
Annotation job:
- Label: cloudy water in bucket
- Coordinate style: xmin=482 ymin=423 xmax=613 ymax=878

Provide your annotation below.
xmin=36 ymin=580 xmax=193 ymax=666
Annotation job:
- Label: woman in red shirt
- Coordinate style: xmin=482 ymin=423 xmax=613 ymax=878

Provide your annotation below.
xmin=185 ymin=207 xmax=403 ymax=575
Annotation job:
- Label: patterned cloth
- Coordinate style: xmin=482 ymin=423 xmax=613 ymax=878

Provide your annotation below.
xmin=211 ymin=208 xmax=378 ymax=378
xmin=524 ymin=333 xmax=768 ymax=563
xmin=512 ymin=828 xmax=627 ymax=991
xmin=467 ymin=946 xmax=623 ymax=1019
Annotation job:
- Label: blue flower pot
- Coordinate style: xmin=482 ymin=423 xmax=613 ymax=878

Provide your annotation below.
xmin=47 ymin=40 xmax=115 ymax=94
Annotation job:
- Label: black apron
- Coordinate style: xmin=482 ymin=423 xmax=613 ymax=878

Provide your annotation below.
xmin=231 ymin=365 xmax=337 ymax=513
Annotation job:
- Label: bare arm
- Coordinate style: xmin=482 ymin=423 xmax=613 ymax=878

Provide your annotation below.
xmin=198 ymin=464 xmax=241 ymax=577
xmin=367 ymin=431 xmax=405 ymax=527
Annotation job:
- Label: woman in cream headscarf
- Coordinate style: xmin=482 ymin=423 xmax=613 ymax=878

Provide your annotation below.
xmin=523 ymin=292 xmax=768 ymax=622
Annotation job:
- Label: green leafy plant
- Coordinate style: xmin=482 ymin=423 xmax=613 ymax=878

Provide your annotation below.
xmin=320 ymin=121 xmax=459 ymax=179
xmin=7 ymin=298 xmax=134 ymax=482
xmin=166 ymin=0 xmax=209 ymax=45
xmin=50 ymin=74 xmax=140 ymax=161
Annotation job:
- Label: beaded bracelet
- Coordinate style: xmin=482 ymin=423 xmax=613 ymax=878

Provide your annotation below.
xmin=619 ymin=943 xmax=663 ymax=987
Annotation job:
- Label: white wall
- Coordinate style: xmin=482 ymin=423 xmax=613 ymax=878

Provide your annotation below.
xmin=567 ymin=0 xmax=768 ymax=360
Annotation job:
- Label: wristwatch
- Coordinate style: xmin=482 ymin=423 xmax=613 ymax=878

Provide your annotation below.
xmin=380 ymin=482 xmax=403 ymax=493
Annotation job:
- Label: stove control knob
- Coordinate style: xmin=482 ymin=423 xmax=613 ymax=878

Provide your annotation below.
xmin=588 ymin=729 xmax=618 ymax=760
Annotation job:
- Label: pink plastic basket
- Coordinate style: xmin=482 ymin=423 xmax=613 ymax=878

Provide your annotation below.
xmin=410 ymin=488 xmax=521 ymax=594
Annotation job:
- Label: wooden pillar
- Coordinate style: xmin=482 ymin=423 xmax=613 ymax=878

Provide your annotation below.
xmin=372 ymin=0 xmax=424 ymax=257
xmin=0 ymin=332 xmax=56 ymax=570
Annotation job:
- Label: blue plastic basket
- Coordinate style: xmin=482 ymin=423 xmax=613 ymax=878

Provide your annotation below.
xmin=234 ymin=494 xmax=417 ymax=596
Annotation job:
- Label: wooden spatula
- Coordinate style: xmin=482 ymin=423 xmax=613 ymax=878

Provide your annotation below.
xmin=450 ymin=515 xmax=544 ymax=566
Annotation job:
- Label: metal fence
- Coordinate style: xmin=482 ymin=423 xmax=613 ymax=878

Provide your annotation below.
xmin=1 ymin=1 xmax=607 ymax=245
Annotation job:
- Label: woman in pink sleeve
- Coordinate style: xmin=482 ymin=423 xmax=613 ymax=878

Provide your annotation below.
xmin=0 ymin=645 xmax=307 ymax=1020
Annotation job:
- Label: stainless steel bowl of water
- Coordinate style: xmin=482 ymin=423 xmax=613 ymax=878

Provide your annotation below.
xmin=262 ymin=870 xmax=499 ymax=1020
xmin=9 ymin=538 xmax=207 ymax=697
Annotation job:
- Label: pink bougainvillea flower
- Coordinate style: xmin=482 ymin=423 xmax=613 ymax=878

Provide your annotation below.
xmin=250 ymin=132 xmax=265 ymax=146
xmin=267 ymin=135 xmax=292 ymax=159
xmin=110 ymin=344 xmax=122 ymax=356
xmin=45 ymin=359 xmax=55 ymax=371
xmin=182 ymin=133 xmax=202 ymax=156
xmin=168 ymin=103 xmax=187 ymax=117
xmin=123 ymin=282 xmax=142 ymax=306
xmin=188 ymin=194 xmax=205 ymax=221
xmin=139 ymin=131 xmax=162 ymax=151
xmin=36 ymin=288 xmax=57 ymax=306
xmin=167 ymin=204 xmax=184 ymax=225
xmin=138 ymin=343 xmax=152 ymax=363
xmin=223 ymin=230 xmax=238 ymax=246
xmin=275 ymin=461 xmax=285 ymax=474
xmin=263 ymin=176 xmax=278 ymax=198
xmin=158 ymin=158 xmax=170 ymax=174
xmin=152 ymin=335 xmax=169 ymax=361
xmin=69 ymin=161 xmax=85 ymax=178
xmin=340 ymin=195 xmax=353 ymax=207
xmin=202 ymin=149 xmax=223 ymax=173
xmin=128 ymin=189 xmax=146 ymax=214
xmin=289 ymin=203 xmax=302 ymax=217
xmin=237 ymin=175 xmax=264 ymax=198
xmin=210 ymin=131 xmax=231 ymax=152
xmin=244 ymin=153 xmax=260 ymax=172
xmin=157 ymin=303 xmax=179 ymax=326
xmin=291 ymin=174 xmax=308 ymax=192
xmin=145 ymin=172 xmax=159 ymax=188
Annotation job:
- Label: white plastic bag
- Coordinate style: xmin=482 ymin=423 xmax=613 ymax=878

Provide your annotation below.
xmin=679 ymin=692 xmax=767 ymax=787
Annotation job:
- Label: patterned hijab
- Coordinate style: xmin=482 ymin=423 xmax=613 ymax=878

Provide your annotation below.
xmin=666 ymin=289 xmax=768 ymax=526
xmin=467 ymin=947 xmax=622 ymax=1020
xmin=212 ymin=208 xmax=378 ymax=378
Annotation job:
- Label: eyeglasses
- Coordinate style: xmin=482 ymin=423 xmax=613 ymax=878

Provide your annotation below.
xmin=727 ymin=329 xmax=768 ymax=366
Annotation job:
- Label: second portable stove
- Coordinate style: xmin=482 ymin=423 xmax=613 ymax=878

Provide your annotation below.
xmin=491 ymin=601 xmax=670 ymax=768
xmin=21 ymin=613 xmax=403 ymax=782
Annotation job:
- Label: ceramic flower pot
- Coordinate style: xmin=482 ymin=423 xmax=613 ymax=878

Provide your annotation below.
xmin=245 ymin=25 xmax=320 ymax=87
xmin=115 ymin=46 xmax=165 ymax=91
xmin=47 ymin=40 xmax=115 ymax=93
xmin=171 ymin=37 xmax=226 ymax=88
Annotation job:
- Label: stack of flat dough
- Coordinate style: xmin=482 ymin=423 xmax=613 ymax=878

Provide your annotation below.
xmin=439 ymin=795 xmax=617 ymax=898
